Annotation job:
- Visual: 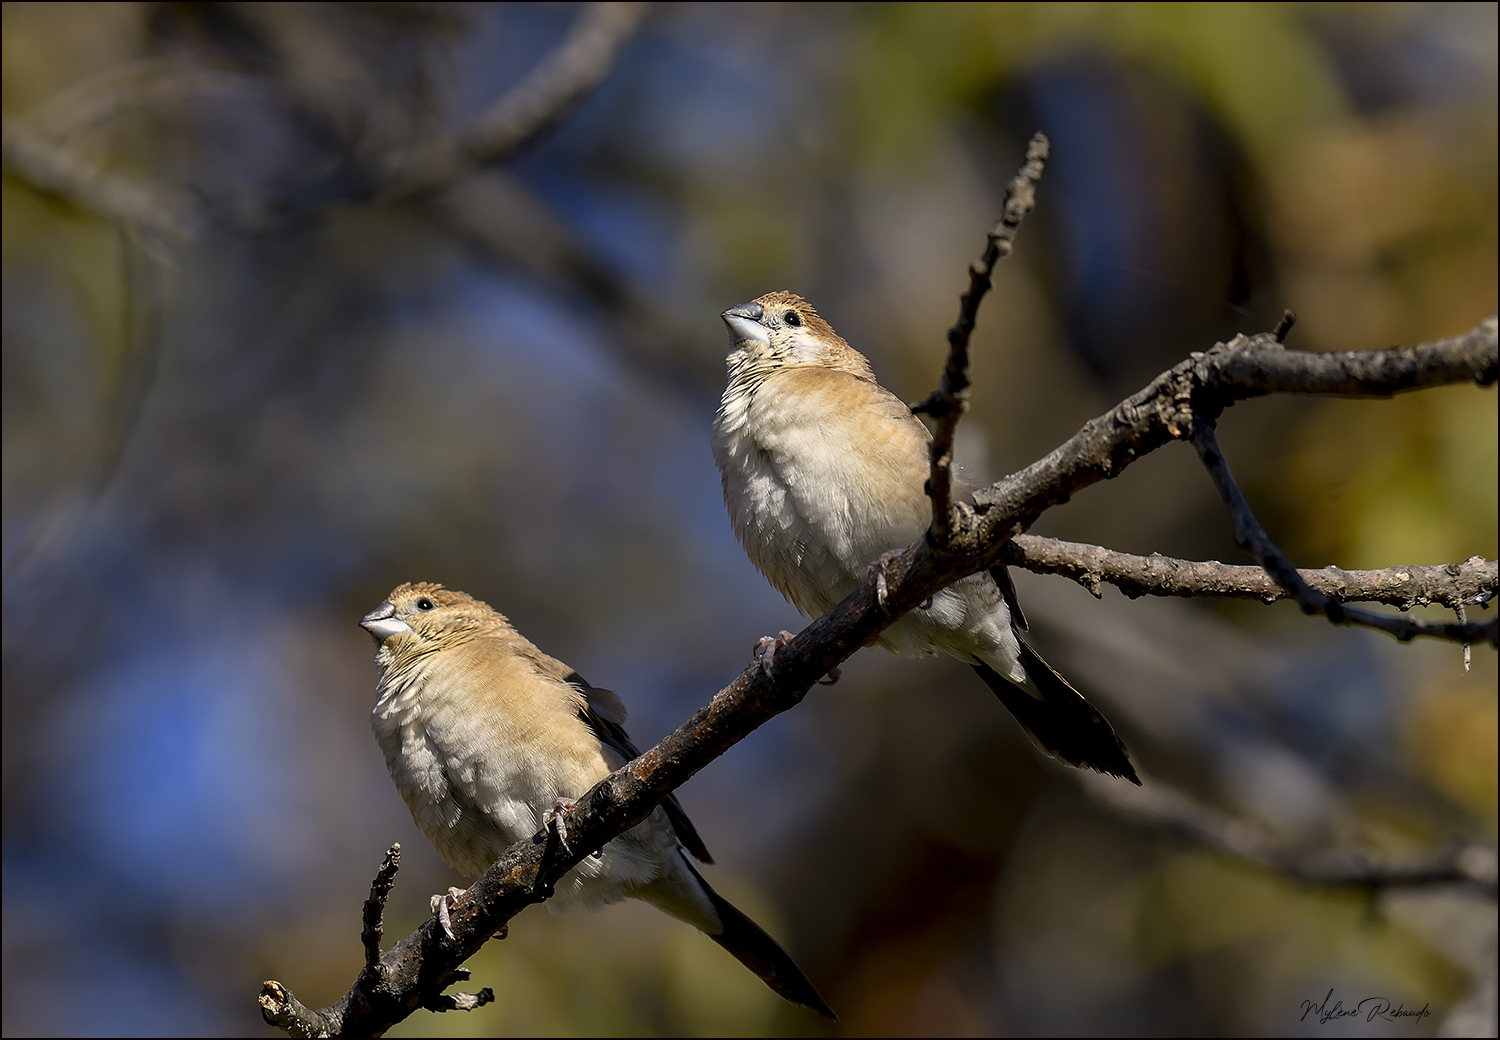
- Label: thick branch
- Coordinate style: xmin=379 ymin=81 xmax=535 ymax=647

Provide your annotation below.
xmin=257 ymin=569 xmax=925 ymax=1035
xmin=260 ymin=308 xmax=1499 ymax=1034
xmin=256 ymin=298 xmax=1497 ymax=1034
xmin=1000 ymin=537 xmax=1498 ymax=610
xmin=1081 ymin=772 xmax=1499 ymax=893
xmin=972 ymin=317 xmax=1497 ymax=543
xmin=1215 ymin=317 xmax=1498 ymax=396
xmin=960 ymin=317 xmax=1499 ymax=645
xmin=912 ymin=133 xmax=1047 ymax=544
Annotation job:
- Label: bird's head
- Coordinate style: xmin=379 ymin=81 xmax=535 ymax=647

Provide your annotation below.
xmin=720 ymin=291 xmax=874 ymax=388
xmin=360 ymin=582 xmax=497 ymax=663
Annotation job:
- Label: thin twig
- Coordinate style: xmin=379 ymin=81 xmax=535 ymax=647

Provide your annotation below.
xmin=1190 ymin=418 xmax=1496 ymax=645
xmin=911 ymin=132 xmax=1048 ymax=545
xmin=1080 ymin=771 xmax=1498 ymax=893
xmin=360 ymin=845 xmax=401 ymax=973
xmin=999 ymin=536 xmax=1498 ymax=610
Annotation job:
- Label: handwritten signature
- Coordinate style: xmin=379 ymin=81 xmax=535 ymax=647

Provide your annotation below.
xmin=1300 ymin=989 xmax=1432 ymax=1025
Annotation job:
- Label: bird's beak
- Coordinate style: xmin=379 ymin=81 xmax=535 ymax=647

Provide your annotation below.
xmin=360 ymin=601 xmax=412 ymax=641
xmin=721 ymin=301 xmax=770 ymax=347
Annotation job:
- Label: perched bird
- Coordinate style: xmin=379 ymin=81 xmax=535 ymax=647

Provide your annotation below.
xmin=711 ymin=291 xmax=1139 ymax=784
xmin=360 ymin=581 xmax=834 ymax=1018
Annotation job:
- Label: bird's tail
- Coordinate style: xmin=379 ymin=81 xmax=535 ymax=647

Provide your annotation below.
xmin=679 ymin=860 xmax=837 ymax=1019
xmin=972 ymin=641 xmax=1140 ymax=784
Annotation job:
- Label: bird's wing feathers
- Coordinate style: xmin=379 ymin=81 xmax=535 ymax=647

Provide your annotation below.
xmin=988 ymin=565 xmax=1029 ymax=632
xmin=971 ymin=641 xmax=1139 ymax=784
xmin=558 ymin=669 xmax=716 ymax=864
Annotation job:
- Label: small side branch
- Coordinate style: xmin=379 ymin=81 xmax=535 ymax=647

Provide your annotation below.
xmin=1082 ymin=772 xmax=1499 ymax=894
xmin=968 ymin=316 xmax=1498 ymax=648
xmin=912 ymin=133 xmax=1048 ymax=545
xmin=420 ymin=968 xmax=494 ymax=1014
xmin=361 ymin=844 xmax=401 ymax=973
xmin=1000 ymin=536 xmax=1498 ymax=610
xmin=259 ymin=979 xmax=336 ymax=1039
xmin=1191 ymin=419 xmax=1498 ymax=646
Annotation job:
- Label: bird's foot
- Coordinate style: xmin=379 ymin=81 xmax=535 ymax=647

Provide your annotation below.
xmin=430 ymin=886 xmax=470 ymax=940
xmin=543 ymin=798 xmax=579 ymax=851
xmin=817 ymin=664 xmax=841 ymax=685
xmin=868 ymin=550 xmax=903 ymax=610
xmin=753 ymin=630 xmax=797 ymax=676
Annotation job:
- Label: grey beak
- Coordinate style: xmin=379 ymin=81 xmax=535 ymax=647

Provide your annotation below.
xmin=361 ymin=601 xmax=412 ymax=641
xmin=721 ymin=301 xmax=770 ymax=346
xmin=723 ymin=301 xmax=764 ymax=322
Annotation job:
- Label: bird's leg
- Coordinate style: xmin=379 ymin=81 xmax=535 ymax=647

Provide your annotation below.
xmin=543 ymin=798 xmax=579 ymax=852
xmin=430 ymin=886 xmax=470 ymax=940
xmin=753 ymin=630 xmax=798 ymax=676
xmin=867 ymin=549 xmax=904 ymax=610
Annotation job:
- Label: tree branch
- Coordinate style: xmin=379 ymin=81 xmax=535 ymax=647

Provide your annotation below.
xmin=1190 ymin=418 xmax=1496 ymax=644
xmin=948 ymin=316 xmax=1499 ymax=647
xmin=969 ymin=317 xmax=1497 ymax=546
xmin=2 ymin=4 xmax=648 ymax=230
xmin=1 ymin=119 xmax=203 ymax=239
xmin=255 ymin=132 xmax=1497 ymax=1029
xmin=377 ymin=2 xmax=649 ymax=199
xmin=912 ymin=132 xmax=1047 ymax=545
xmin=999 ymin=536 xmax=1498 ymax=610
xmin=1079 ymin=771 xmax=1499 ymax=894
xmin=361 ymin=844 xmax=401 ymax=973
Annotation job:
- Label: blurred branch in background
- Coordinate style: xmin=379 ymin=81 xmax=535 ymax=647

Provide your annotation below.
xmin=1 ymin=119 xmax=203 ymax=238
xmin=375 ymin=2 xmax=648 ymax=198
xmin=1 ymin=3 xmax=649 ymax=230
xmin=1081 ymin=770 xmax=1498 ymax=892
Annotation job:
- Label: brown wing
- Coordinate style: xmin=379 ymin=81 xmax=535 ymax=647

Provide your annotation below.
xmin=563 ymin=670 xmax=715 ymax=864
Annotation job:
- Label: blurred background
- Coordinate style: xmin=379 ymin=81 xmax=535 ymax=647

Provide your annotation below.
xmin=3 ymin=3 xmax=1496 ymax=1036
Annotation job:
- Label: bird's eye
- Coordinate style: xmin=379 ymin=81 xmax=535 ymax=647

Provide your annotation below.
xmin=783 ymin=311 xmax=802 ymax=327
xmin=416 ymin=598 xmax=435 ymax=611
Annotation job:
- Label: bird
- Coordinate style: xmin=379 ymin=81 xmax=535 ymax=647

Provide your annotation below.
xmin=710 ymin=291 xmax=1139 ymax=784
xmin=360 ymin=581 xmax=835 ymax=1018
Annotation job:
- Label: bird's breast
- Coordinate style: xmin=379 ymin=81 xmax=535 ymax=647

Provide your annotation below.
xmin=371 ymin=652 xmax=611 ymax=874
xmin=711 ymin=367 xmax=931 ymax=613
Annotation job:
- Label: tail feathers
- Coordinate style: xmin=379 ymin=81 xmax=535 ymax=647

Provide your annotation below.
xmin=686 ymin=862 xmax=837 ymax=1019
xmin=973 ymin=642 xmax=1140 ymax=784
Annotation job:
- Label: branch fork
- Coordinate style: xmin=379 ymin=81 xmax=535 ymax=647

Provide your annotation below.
xmin=259 ymin=135 xmax=1498 ymax=1034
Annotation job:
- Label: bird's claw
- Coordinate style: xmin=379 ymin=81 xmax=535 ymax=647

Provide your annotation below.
xmin=430 ymin=886 xmax=469 ymax=940
xmin=868 ymin=550 xmax=903 ymax=610
xmin=754 ymin=630 xmax=797 ymax=676
xmin=543 ymin=798 xmax=579 ymax=851
xmin=817 ymin=665 xmax=841 ymax=685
